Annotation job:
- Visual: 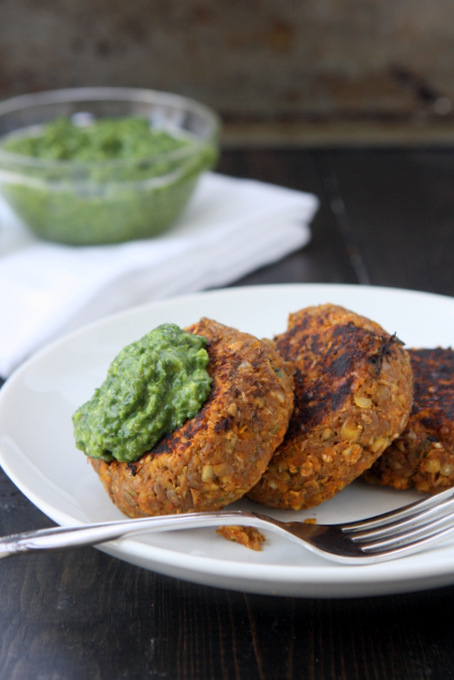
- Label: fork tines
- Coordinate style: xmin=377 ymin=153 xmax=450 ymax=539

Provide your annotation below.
xmin=342 ymin=487 xmax=454 ymax=556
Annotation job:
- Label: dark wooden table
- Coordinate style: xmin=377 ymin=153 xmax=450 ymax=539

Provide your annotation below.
xmin=1 ymin=147 xmax=454 ymax=680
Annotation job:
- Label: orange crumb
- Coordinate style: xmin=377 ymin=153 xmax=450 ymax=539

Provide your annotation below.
xmin=216 ymin=525 xmax=266 ymax=551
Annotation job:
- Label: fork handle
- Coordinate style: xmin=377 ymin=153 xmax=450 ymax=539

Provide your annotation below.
xmin=0 ymin=510 xmax=262 ymax=558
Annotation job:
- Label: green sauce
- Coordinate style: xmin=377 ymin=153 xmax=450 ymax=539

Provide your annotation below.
xmin=72 ymin=323 xmax=212 ymax=463
xmin=0 ymin=116 xmax=217 ymax=245
xmin=2 ymin=116 xmax=192 ymax=163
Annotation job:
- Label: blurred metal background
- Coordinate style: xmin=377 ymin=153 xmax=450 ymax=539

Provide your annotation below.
xmin=2 ymin=0 xmax=454 ymax=145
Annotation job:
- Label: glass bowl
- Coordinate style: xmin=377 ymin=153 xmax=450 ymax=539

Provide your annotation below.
xmin=0 ymin=87 xmax=220 ymax=245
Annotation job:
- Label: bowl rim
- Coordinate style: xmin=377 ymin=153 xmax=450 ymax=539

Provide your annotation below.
xmin=0 ymin=86 xmax=220 ymax=172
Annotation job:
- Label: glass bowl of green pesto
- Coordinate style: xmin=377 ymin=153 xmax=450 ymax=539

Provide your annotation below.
xmin=0 ymin=87 xmax=220 ymax=245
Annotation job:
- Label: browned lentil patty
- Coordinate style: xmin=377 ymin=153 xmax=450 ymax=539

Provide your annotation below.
xmin=90 ymin=318 xmax=294 ymax=517
xmin=364 ymin=348 xmax=454 ymax=493
xmin=247 ymin=304 xmax=414 ymax=511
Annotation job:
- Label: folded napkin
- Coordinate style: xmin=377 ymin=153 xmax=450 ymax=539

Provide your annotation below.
xmin=0 ymin=172 xmax=318 ymax=377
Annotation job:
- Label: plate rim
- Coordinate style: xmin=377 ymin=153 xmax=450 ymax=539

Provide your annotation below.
xmin=6 ymin=281 xmax=454 ymax=381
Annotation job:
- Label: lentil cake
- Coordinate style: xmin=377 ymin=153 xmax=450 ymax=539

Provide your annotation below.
xmin=90 ymin=318 xmax=294 ymax=517
xmin=364 ymin=347 xmax=454 ymax=493
xmin=247 ymin=304 xmax=414 ymax=511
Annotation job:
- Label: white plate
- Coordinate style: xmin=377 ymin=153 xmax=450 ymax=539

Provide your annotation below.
xmin=1 ymin=283 xmax=454 ymax=598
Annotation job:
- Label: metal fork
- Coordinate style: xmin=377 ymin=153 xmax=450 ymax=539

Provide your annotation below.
xmin=2 ymin=487 xmax=454 ymax=565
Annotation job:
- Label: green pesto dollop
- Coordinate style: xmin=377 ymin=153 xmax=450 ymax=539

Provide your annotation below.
xmin=2 ymin=116 xmax=191 ymax=162
xmin=72 ymin=323 xmax=212 ymax=463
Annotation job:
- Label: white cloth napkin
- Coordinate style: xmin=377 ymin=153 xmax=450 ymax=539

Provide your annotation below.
xmin=0 ymin=172 xmax=318 ymax=377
